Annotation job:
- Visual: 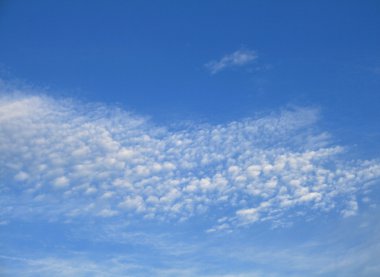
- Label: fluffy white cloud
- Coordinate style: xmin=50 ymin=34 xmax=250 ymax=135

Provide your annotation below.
xmin=205 ymin=49 xmax=257 ymax=74
xmin=1 ymin=94 xmax=379 ymax=230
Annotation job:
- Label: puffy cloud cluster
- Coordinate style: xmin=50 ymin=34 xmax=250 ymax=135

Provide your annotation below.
xmin=0 ymin=95 xmax=379 ymax=230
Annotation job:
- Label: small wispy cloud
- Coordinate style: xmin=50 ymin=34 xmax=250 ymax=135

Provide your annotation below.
xmin=205 ymin=49 xmax=257 ymax=74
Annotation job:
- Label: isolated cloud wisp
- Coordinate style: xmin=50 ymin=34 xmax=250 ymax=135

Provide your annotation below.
xmin=205 ymin=49 xmax=257 ymax=74
xmin=0 ymin=94 xmax=379 ymax=231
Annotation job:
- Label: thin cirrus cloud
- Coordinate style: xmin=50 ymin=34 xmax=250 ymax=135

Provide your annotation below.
xmin=0 ymin=93 xmax=380 ymax=231
xmin=205 ymin=49 xmax=257 ymax=74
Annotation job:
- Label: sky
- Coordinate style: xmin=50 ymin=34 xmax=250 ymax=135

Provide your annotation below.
xmin=0 ymin=1 xmax=380 ymax=276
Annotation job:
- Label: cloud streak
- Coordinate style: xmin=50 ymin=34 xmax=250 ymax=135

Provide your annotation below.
xmin=0 ymin=94 xmax=379 ymax=231
xmin=205 ymin=49 xmax=257 ymax=74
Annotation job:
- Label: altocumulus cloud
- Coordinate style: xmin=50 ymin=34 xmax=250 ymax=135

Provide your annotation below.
xmin=1 ymin=93 xmax=380 ymax=231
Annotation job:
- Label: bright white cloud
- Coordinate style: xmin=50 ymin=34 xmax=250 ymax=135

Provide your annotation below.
xmin=205 ymin=49 xmax=257 ymax=74
xmin=1 ymin=94 xmax=379 ymax=230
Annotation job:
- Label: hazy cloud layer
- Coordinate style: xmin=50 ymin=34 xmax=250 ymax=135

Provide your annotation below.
xmin=1 ymin=94 xmax=379 ymax=230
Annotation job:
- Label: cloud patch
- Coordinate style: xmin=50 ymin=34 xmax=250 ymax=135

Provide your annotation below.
xmin=0 ymin=94 xmax=379 ymax=230
xmin=205 ymin=49 xmax=257 ymax=74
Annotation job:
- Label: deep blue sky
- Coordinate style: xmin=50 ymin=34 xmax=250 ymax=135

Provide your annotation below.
xmin=1 ymin=1 xmax=380 ymax=276
xmin=1 ymin=0 xmax=379 ymax=118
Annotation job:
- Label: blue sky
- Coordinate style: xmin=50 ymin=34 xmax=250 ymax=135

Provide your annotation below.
xmin=0 ymin=1 xmax=380 ymax=276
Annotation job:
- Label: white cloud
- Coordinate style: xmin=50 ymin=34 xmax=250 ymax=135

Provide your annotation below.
xmin=205 ymin=49 xmax=257 ymax=74
xmin=1 ymin=94 xmax=380 ymax=230
xmin=53 ymin=176 xmax=70 ymax=188
xmin=97 ymin=208 xmax=119 ymax=217
xmin=341 ymin=199 xmax=359 ymax=217
xmin=0 ymin=254 xmax=139 ymax=277
xmin=14 ymin=171 xmax=29 ymax=181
